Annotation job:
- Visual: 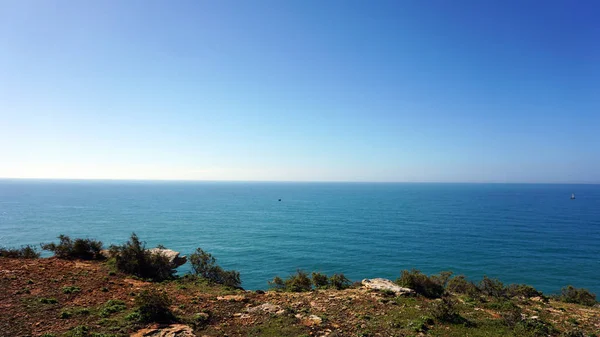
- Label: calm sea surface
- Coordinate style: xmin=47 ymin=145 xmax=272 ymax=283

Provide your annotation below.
xmin=1 ymin=180 xmax=598 ymax=294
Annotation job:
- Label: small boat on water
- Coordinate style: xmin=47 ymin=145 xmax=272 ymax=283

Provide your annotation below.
xmin=571 ymin=193 xmax=576 ymax=200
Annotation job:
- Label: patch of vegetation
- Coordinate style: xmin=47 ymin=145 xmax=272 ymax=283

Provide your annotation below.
xmin=446 ymin=275 xmax=479 ymax=296
xmin=109 ymin=233 xmax=175 ymax=282
xmin=514 ymin=317 xmax=557 ymax=336
xmin=557 ymin=286 xmax=597 ymax=307
xmin=62 ymin=285 xmax=82 ymax=294
xmin=329 ymin=273 xmax=352 ymax=290
xmin=269 ymin=269 xmax=312 ymax=292
xmin=39 ymin=297 xmax=58 ymax=304
xmin=189 ymin=247 xmax=241 ymax=288
xmin=396 ymin=269 xmax=445 ymax=298
xmin=269 ymin=270 xmax=351 ymax=292
xmin=134 ymin=288 xmax=174 ymax=323
xmin=505 ymin=283 xmax=544 ymax=299
xmin=59 ymin=307 xmax=91 ymax=319
xmin=0 ymin=245 xmax=40 ymax=258
xmin=311 ymin=272 xmax=329 ymax=289
xmin=479 ymin=276 xmax=506 ymax=298
xmin=41 ymin=235 xmax=103 ymax=260
xmin=429 ymin=297 xmax=463 ymax=323
xmin=247 ymin=315 xmax=309 ymax=337
xmin=100 ymin=299 xmax=127 ymax=317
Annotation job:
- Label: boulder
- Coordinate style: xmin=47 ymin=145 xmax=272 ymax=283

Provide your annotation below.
xmin=246 ymin=302 xmax=283 ymax=314
xmin=130 ymin=324 xmax=195 ymax=337
xmin=361 ymin=278 xmax=414 ymax=295
xmin=147 ymin=248 xmax=187 ymax=268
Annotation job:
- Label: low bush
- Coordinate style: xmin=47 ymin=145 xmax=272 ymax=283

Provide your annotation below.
xmin=268 ymin=276 xmax=286 ymax=291
xmin=62 ymin=286 xmax=81 ymax=294
xmin=329 ymin=273 xmax=351 ymax=290
xmin=100 ymin=300 xmax=127 ymax=317
xmin=39 ymin=298 xmax=58 ymax=304
xmin=558 ymin=286 xmax=597 ymax=307
xmin=134 ymin=289 xmax=174 ymax=323
xmin=0 ymin=245 xmax=40 ymax=258
xmin=311 ymin=272 xmax=329 ymax=289
xmin=41 ymin=235 xmax=103 ymax=260
xmin=479 ymin=276 xmax=505 ymax=298
xmin=109 ymin=233 xmax=175 ymax=282
xmin=429 ymin=297 xmax=462 ymax=323
xmin=515 ymin=317 xmax=557 ymax=336
xmin=496 ymin=301 xmax=523 ymax=327
xmin=189 ymin=248 xmax=241 ymax=288
xmin=446 ymin=275 xmax=479 ymax=297
xmin=396 ymin=269 xmax=445 ymax=299
xmin=505 ymin=283 xmax=544 ymax=299
xmin=269 ymin=271 xmax=351 ymax=292
xmin=284 ymin=270 xmax=312 ymax=292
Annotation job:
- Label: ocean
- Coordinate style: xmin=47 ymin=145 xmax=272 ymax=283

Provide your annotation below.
xmin=0 ymin=179 xmax=598 ymax=294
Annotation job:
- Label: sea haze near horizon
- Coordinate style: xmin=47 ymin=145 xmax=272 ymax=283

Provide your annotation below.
xmin=0 ymin=179 xmax=598 ymax=294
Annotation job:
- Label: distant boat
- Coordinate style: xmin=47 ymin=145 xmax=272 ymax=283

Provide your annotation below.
xmin=571 ymin=193 xmax=575 ymax=200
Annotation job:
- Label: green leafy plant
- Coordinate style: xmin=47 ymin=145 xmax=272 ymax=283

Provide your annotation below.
xmin=446 ymin=275 xmax=479 ymax=297
xmin=189 ymin=247 xmax=241 ymax=288
xmin=134 ymin=289 xmax=174 ymax=323
xmin=397 ymin=269 xmax=445 ymax=298
xmin=62 ymin=286 xmax=81 ymax=294
xmin=329 ymin=273 xmax=351 ymax=290
xmin=0 ymin=245 xmax=40 ymax=258
xmin=41 ymin=235 xmax=103 ymax=260
xmin=109 ymin=233 xmax=175 ymax=281
xmin=311 ymin=272 xmax=329 ymax=289
xmin=558 ymin=286 xmax=597 ymax=306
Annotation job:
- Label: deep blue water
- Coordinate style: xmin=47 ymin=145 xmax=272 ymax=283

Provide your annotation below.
xmin=1 ymin=180 xmax=599 ymax=294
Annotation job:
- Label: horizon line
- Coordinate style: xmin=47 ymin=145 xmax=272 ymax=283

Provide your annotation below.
xmin=0 ymin=177 xmax=598 ymax=185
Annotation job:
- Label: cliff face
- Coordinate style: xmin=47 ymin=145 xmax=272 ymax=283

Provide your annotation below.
xmin=1 ymin=257 xmax=599 ymax=337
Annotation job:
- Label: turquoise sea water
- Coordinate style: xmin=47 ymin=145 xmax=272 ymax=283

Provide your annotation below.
xmin=0 ymin=179 xmax=598 ymax=294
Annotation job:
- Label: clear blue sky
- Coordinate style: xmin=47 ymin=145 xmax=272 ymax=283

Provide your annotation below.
xmin=1 ymin=0 xmax=598 ymax=182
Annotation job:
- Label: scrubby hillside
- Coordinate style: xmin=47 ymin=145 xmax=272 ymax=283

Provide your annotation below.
xmin=1 ymin=256 xmax=599 ymax=337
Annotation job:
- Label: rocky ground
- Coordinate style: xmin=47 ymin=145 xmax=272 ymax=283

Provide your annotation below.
xmin=1 ymin=257 xmax=599 ymax=337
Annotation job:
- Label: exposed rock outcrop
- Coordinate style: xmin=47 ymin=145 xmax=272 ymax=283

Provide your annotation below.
xmin=130 ymin=324 xmax=195 ymax=337
xmin=146 ymin=248 xmax=187 ymax=267
xmin=361 ymin=278 xmax=414 ymax=295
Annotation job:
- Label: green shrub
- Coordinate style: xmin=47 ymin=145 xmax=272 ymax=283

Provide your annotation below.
xmin=41 ymin=235 xmax=103 ymax=260
xmin=329 ymin=273 xmax=351 ymax=290
xmin=100 ymin=300 xmax=127 ymax=317
xmin=62 ymin=286 xmax=81 ymax=294
xmin=515 ymin=317 xmax=557 ymax=336
xmin=496 ymin=300 xmax=523 ymax=327
xmin=268 ymin=276 xmax=285 ymax=291
xmin=109 ymin=233 xmax=175 ymax=282
xmin=135 ymin=289 xmax=174 ymax=323
xmin=39 ymin=297 xmax=58 ymax=304
xmin=429 ymin=297 xmax=462 ymax=323
xmin=311 ymin=272 xmax=329 ymax=289
xmin=396 ymin=269 xmax=445 ymax=299
xmin=558 ymin=286 xmax=597 ymax=306
xmin=0 ymin=245 xmax=40 ymax=258
xmin=60 ymin=310 xmax=72 ymax=319
xmin=479 ymin=276 xmax=505 ymax=298
xmin=505 ymin=284 xmax=543 ymax=298
xmin=189 ymin=247 xmax=241 ymax=288
xmin=431 ymin=271 xmax=453 ymax=288
xmin=446 ymin=275 xmax=479 ymax=296
xmin=269 ymin=270 xmax=312 ymax=292
xmin=284 ymin=270 xmax=312 ymax=292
